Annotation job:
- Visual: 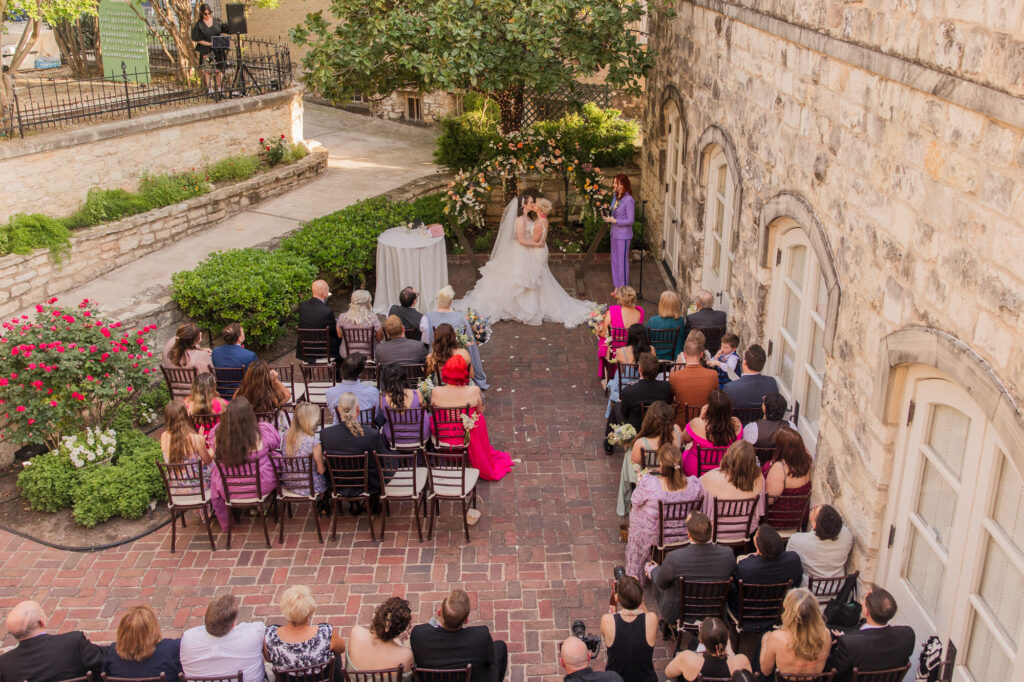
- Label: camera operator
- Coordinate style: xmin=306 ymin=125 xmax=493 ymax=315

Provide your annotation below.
xmin=600 ymin=574 xmax=657 ymax=682
xmin=559 ymin=637 xmax=622 ymax=682
xmin=191 ymin=3 xmax=227 ymax=93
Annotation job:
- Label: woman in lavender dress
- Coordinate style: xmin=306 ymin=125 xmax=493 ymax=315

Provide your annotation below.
xmin=602 ymin=174 xmax=635 ymax=290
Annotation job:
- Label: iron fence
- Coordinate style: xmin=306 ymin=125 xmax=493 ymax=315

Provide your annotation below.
xmin=521 ymin=82 xmax=613 ymax=128
xmin=1 ymin=37 xmax=292 ymax=139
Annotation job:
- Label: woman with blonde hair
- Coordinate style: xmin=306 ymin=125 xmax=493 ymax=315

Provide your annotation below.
xmin=645 ymin=290 xmax=686 ymax=360
xmin=597 ymin=285 xmax=644 ymax=383
xmin=760 ymin=588 xmax=831 ymax=676
xmin=104 ymin=604 xmax=182 ymax=678
xmin=319 ymin=392 xmax=388 ymax=499
xmin=264 ymin=585 xmax=346 ymax=671
xmin=337 ymin=289 xmax=383 ymax=358
xmin=185 ymin=373 xmax=228 ymax=447
xmin=280 ymin=402 xmax=327 ymax=496
xmin=421 ymin=285 xmax=488 ymax=390
xmin=698 ymin=440 xmax=765 ymax=541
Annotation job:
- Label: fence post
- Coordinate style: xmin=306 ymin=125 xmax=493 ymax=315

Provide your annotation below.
xmin=12 ymin=88 xmax=25 ymax=139
xmin=121 ymin=61 xmax=132 ymax=119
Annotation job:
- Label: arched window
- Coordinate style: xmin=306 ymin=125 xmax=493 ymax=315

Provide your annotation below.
xmin=661 ymin=99 xmax=684 ymax=281
xmin=697 ymin=128 xmax=741 ymax=313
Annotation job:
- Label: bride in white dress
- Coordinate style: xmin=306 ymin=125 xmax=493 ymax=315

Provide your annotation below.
xmin=457 ymin=194 xmax=594 ymax=326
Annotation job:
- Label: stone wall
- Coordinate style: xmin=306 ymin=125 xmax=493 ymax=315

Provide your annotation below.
xmin=370 ymin=90 xmax=461 ymax=125
xmin=0 ymin=85 xmax=305 ymax=222
xmin=0 ymin=145 xmax=328 ymax=319
xmin=641 ymin=0 xmax=1023 ymax=575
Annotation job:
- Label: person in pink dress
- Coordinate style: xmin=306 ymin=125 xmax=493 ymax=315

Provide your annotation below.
xmin=596 ymin=286 xmax=645 ymax=382
xmin=430 ymin=355 xmax=514 ymax=481
xmin=208 ymin=397 xmax=280 ymax=529
xmin=680 ymin=389 xmax=744 ymax=476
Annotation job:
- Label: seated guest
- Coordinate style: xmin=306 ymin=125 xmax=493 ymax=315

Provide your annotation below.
xmin=264 ymin=585 xmax=345 ymax=672
xmin=421 ymin=285 xmax=488 ymax=390
xmin=161 ymin=323 xmax=213 ymax=373
xmin=684 ymin=289 xmax=727 ymax=335
xmin=663 ymin=617 xmax=750 ymax=681
xmin=345 ymin=597 xmax=414 ymax=677
xmin=325 ymin=353 xmax=380 ymax=425
xmin=763 ymin=426 xmax=812 ymax=499
xmin=233 ymin=359 xmax=290 ymax=414
xmin=185 ymin=373 xmax=228 ymax=446
xmin=560 ymin=636 xmax=622 ymax=682
xmin=209 ymin=397 xmax=279 ymax=530
xmin=741 ymin=392 xmax=791 ymax=448
xmin=647 ymin=512 xmax=736 ymax=626
xmin=827 ymin=586 xmax=916 ymax=682
xmin=699 ymin=441 xmax=765 ymax=542
xmin=600 ymin=575 xmax=657 ymax=682
xmin=619 ymin=354 xmax=674 ymax=432
xmin=759 ymin=588 xmax=830 ymax=677
xmin=645 ymin=290 xmax=686 ymax=361
xmin=625 ymin=444 xmax=703 ymax=584
xmin=729 ymin=525 xmax=803 ymax=632
xmin=375 ymin=315 xmax=428 ymax=367
xmin=410 ymin=589 xmax=508 ymax=682
xmin=298 ymin=279 xmax=339 ymax=361
xmin=378 ymin=363 xmax=428 ymax=449
xmin=680 ymin=389 xmax=743 ymax=477
xmin=787 ymin=504 xmax=853 ymax=586
xmin=337 ymin=289 xmax=383 ymax=358
xmin=181 ymin=594 xmax=265 ymax=682
xmin=707 ymin=332 xmax=740 ymax=389
xmin=605 ymin=324 xmax=657 ymax=407
xmin=211 ymin=322 xmax=258 ymax=371
xmin=387 ymin=286 xmax=424 ymax=341
xmin=669 ymin=340 xmax=719 ymax=427
xmin=320 ymin=392 xmax=387 ymax=497
xmin=596 ymin=285 xmax=644 ymax=384
xmin=431 ymin=355 xmax=513 ymax=481
xmin=104 ymin=605 xmax=182 ymax=680
xmin=617 ymin=402 xmax=682 ymax=517
xmin=280 ymin=402 xmax=327 ymax=497
xmin=425 ymin=323 xmax=473 ymax=380
xmin=0 ymin=600 xmax=105 ymax=682
xmin=723 ymin=344 xmax=778 ymax=409
xmin=161 ymin=400 xmax=211 ymax=467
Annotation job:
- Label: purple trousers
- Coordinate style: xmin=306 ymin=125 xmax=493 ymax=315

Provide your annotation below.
xmin=611 ymin=227 xmax=633 ymax=289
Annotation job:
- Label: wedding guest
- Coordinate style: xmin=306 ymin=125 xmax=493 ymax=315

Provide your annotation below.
xmin=161 ymin=401 xmax=212 ymax=496
xmin=619 ymin=354 xmax=673 ymax=432
xmin=388 ymin=286 xmax=424 ymax=341
xmin=827 ymin=586 xmax=915 ymax=682
xmin=786 ymin=504 xmax=853 ymax=586
xmin=663 ymin=617 xmax=751 ymax=681
xmin=645 ymin=290 xmax=686 ymax=360
xmin=211 ymin=323 xmax=257 ymax=372
xmin=279 ymin=402 xmax=327 ymax=497
xmin=0 ymin=600 xmax=105 ymax=682
xmin=375 ymin=316 xmax=427 ymax=366
xmin=729 ymin=525 xmax=803 ymax=632
xmin=560 ymin=636 xmax=622 ymax=682
xmin=680 ymin=389 xmax=743 ymax=476
xmin=410 ymin=589 xmax=507 ymax=682
xmin=104 ymin=605 xmax=182 ymax=680
xmin=430 ymin=355 xmax=513 ymax=481
xmin=320 ymin=392 xmax=387 ymax=497
xmin=759 ymin=588 xmax=830 ymax=677
xmin=345 ymin=598 xmax=414 ymax=677
xmin=699 ymin=441 xmax=765 ymax=542
xmin=669 ymin=339 xmax=718 ymax=427
xmin=600 ymin=575 xmax=657 ymax=682
xmin=421 ymin=285 xmax=488 ymax=390
xmin=378 ymin=363 xmax=429 ymax=449
xmin=425 ymin=323 xmax=472 ymax=380
xmin=185 ymin=373 xmax=228 ymax=420
xmin=180 ymin=594 xmax=265 ymax=682
xmin=264 ymin=585 xmax=345 ymax=672
xmin=161 ymin=323 xmax=213 ymax=373
xmin=606 ymin=323 xmax=656 ymax=406
xmin=298 ymin=279 xmax=339 ymax=361
xmin=597 ymin=286 xmax=644 ymax=383
xmin=209 ymin=397 xmax=279 ymax=529
xmin=723 ymin=344 xmax=778 ymax=408
xmin=337 ymin=289 xmax=383 ymax=358
xmin=741 ymin=392 xmax=792 ymax=448
xmin=324 ymin=353 xmax=380 ymax=425
xmin=707 ymin=333 xmax=741 ymax=389
xmin=602 ymin=174 xmax=635 ymax=290
xmin=763 ymin=426 xmax=813 ymax=499
xmin=625 ymin=444 xmax=703 ymax=583
xmin=616 ymin=401 xmax=681 ymax=518
xmin=684 ymin=290 xmax=727 ymax=334
xmin=233 ymin=359 xmax=290 ymax=414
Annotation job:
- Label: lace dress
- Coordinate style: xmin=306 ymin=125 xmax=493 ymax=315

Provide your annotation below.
xmin=264 ymin=624 xmax=334 ymax=671
xmin=278 ymin=431 xmax=327 ymax=496
xmin=625 ymin=474 xmax=704 ymax=584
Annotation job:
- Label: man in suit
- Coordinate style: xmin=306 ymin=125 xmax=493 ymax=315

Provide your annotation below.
xmin=410 ymin=589 xmax=508 ymax=682
xmin=619 ymin=353 xmax=673 ymax=431
xmin=729 ymin=525 xmax=803 ymax=632
xmin=387 ymin=286 xmax=424 ymax=341
xmin=723 ymin=345 xmax=779 ymax=409
xmin=685 ymin=290 xmax=727 ymax=333
xmin=375 ymin=315 xmax=428 ymax=367
xmin=669 ymin=340 xmax=719 ymax=426
xmin=828 ymin=585 xmax=916 ymax=682
xmin=0 ymin=600 xmax=105 ymax=682
xmin=647 ymin=512 xmax=736 ymax=626
xmin=211 ymin=322 xmax=258 ymax=398
xmin=297 ymin=279 xmax=339 ymax=361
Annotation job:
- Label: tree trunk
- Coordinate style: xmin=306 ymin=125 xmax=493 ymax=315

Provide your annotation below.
xmin=1 ymin=19 xmax=41 ymax=116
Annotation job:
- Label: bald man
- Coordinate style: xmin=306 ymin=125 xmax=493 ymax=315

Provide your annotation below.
xmin=0 ymin=600 xmax=105 ymax=682
xmin=297 ymin=279 xmax=339 ymax=361
xmin=559 ymin=636 xmax=622 ymax=682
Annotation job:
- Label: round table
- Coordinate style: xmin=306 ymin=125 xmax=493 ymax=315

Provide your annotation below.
xmin=373 ymin=225 xmax=448 ymax=315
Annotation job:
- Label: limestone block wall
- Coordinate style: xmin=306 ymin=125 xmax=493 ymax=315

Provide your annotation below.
xmin=370 ymin=90 xmax=461 ymax=125
xmin=640 ymin=0 xmax=1023 ymax=574
xmin=0 ymin=84 xmax=305 ymax=222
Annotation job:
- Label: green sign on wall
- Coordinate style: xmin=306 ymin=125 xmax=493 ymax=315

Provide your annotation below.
xmin=98 ymin=0 xmax=150 ymax=84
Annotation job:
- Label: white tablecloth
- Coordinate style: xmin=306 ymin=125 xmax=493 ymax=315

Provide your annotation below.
xmin=373 ymin=226 xmax=448 ymax=315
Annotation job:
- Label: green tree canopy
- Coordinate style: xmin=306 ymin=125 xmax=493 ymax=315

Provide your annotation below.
xmin=291 ymin=0 xmax=658 ymax=134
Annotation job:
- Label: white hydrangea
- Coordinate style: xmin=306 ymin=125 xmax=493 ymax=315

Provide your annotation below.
xmin=59 ymin=427 xmax=117 ymax=468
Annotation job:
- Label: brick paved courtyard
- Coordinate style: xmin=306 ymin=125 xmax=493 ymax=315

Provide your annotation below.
xmin=0 ymin=258 xmax=671 ymax=682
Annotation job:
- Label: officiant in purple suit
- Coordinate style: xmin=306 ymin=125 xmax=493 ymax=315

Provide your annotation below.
xmin=603 ymin=174 xmax=635 ymax=291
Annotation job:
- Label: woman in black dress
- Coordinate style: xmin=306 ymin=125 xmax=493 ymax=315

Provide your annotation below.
xmin=191 ymin=3 xmax=226 ymax=92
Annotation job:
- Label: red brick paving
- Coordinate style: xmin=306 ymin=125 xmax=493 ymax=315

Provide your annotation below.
xmin=0 ymin=260 xmax=672 ymax=681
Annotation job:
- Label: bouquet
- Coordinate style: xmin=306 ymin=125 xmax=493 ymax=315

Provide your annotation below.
xmin=460 ymin=411 xmax=480 ymax=446
xmin=417 ymin=377 xmax=436 ymax=407
xmin=465 ymin=308 xmax=493 ymax=345
xmin=606 ymin=423 xmax=637 ymax=446
xmin=587 ymin=304 xmax=609 ymax=335
xmin=455 ymin=328 xmax=472 ymax=348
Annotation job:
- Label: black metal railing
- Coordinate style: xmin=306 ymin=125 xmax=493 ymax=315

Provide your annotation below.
xmin=521 ymin=82 xmax=613 ymax=128
xmin=1 ymin=37 xmax=292 ymax=139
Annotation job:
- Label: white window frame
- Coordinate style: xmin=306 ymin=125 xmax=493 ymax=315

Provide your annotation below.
xmin=700 ymin=147 xmax=737 ymax=313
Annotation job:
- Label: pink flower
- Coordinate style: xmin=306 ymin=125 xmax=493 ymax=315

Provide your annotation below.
xmin=47 ymin=297 xmax=57 ymax=304
xmin=49 ymin=401 xmax=57 ymax=407
xmin=15 ymin=406 xmax=25 ymax=412
xmin=100 ymin=328 xmax=111 ymax=338
xmin=72 ymin=392 xmax=85 ymax=401
xmin=31 ymin=381 xmax=42 ymax=390
xmin=27 ymin=419 xmax=34 ymax=425
xmin=100 ymin=353 xmax=109 ymax=362
xmin=35 ymin=305 xmax=44 ymax=313
xmin=82 ymin=311 xmax=91 ymax=317
xmin=126 ymin=386 xmax=134 ymax=392
xmin=79 ymin=299 xmax=89 ymax=307
xmin=0 ymin=379 xmax=6 ymax=386
xmin=89 ymin=346 xmax=98 ymax=353
xmin=86 ymin=375 xmax=94 ymax=382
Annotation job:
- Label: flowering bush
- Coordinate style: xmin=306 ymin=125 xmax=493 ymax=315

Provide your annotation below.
xmin=60 ymin=428 xmax=117 ymax=468
xmin=261 ymin=134 xmax=288 ymax=166
xmin=0 ymin=299 xmax=159 ymax=448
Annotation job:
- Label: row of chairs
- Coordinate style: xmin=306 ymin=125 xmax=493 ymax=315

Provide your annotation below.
xmin=636 ymin=439 xmax=775 ymax=477
xmin=63 ymin=660 xmax=471 ymax=682
xmin=297 ymin=326 xmax=377 ymax=364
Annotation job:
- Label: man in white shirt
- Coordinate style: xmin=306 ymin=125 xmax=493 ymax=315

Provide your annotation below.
xmin=181 ymin=594 xmax=266 ymax=682
xmin=785 ymin=504 xmax=853 ymax=586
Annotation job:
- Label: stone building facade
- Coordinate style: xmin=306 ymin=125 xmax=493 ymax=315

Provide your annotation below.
xmin=641 ymin=0 xmax=1024 ymax=674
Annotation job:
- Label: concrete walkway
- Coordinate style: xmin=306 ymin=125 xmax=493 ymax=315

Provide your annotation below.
xmin=62 ymin=104 xmax=439 ymax=321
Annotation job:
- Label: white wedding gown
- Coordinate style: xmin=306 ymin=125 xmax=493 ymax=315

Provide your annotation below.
xmin=457 ymin=198 xmax=594 ymax=327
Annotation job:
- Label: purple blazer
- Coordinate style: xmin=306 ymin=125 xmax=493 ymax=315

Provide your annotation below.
xmin=610 ymin=193 xmax=635 ymax=240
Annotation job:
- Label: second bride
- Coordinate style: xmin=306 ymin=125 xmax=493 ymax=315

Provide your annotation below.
xmin=457 ymin=194 xmax=594 ymax=327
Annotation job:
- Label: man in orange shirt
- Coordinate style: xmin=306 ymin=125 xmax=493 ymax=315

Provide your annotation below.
xmin=669 ymin=339 xmax=719 ymax=426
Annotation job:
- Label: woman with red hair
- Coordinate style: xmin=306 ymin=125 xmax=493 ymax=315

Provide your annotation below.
xmin=429 ymin=355 xmax=513 ymax=481
xmin=603 ymin=174 xmax=635 ymax=290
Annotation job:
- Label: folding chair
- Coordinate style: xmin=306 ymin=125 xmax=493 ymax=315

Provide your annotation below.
xmin=301 ymin=363 xmax=337 ymax=405
xmin=341 ymin=326 xmax=377 ymax=359
xmin=161 ymin=366 xmax=197 ymax=400
xmin=216 ymin=460 xmax=276 ymax=549
xmin=158 ymin=461 xmax=216 ymax=553
xmin=212 ymin=366 xmax=246 ymax=400
xmin=297 ymin=327 xmax=331 ymax=364
xmin=424 ymin=450 xmax=479 ymax=543
xmin=411 ymin=666 xmax=471 ymax=682
xmin=274 ymin=654 xmax=335 ymax=682
xmin=324 ymin=451 xmax=376 ymax=541
xmin=692 ymin=325 xmax=726 ymax=355
xmin=694 ymin=444 xmax=730 ymax=476
xmin=651 ymin=497 xmax=703 ymax=563
xmin=850 ymin=665 xmax=911 ymax=682
xmin=270 ymin=453 xmax=324 ymax=544
xmin=711 ymin=496 xmax=760 ymax=551
xmin=375 ymin=450 xmax=428 ymax=541
xmin=668 ymin=577 xmax=733 ymax=650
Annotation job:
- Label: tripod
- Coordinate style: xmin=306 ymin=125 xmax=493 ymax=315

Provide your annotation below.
xmin=228 ymin=33 xmax=262 ymax=97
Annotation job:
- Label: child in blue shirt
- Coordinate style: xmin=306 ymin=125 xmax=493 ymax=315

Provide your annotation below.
xmin=709 ymin=333 xmax=740 ymax=389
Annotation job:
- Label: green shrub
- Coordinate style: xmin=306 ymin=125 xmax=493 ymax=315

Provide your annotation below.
xmin=206 ymin=155 xmax=260 ymax=183
xmin=472 ymin=233 xmax=496 ymax=253
xmin=62 ymin=188 xmax=154 ymax=230
xmin=136 ymin=170 xmax=210 ymax=207
xmin=433 ymin=111 xmax=501 ymax=171
xmin=171 ymin=248 xmax=316 ymax=348
xmin=70 ymin=429 xmax=165 ymax=527
xmin=462 ymin=93 xmax=499 ymax=119
xmin=0 ymin=213 xmax=72 ymax=261
xmin=17 ymin=451 xmax=80 ymax=512
xmin=410 ymin=193 xmax=448 ymax=225
xmin=284 ymin=143 xmax=309 ymax=163
xmin=533 ymin=103 xmax=639 ymax=168
xmin=281 ymin=196 xmax=419 ymax=283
